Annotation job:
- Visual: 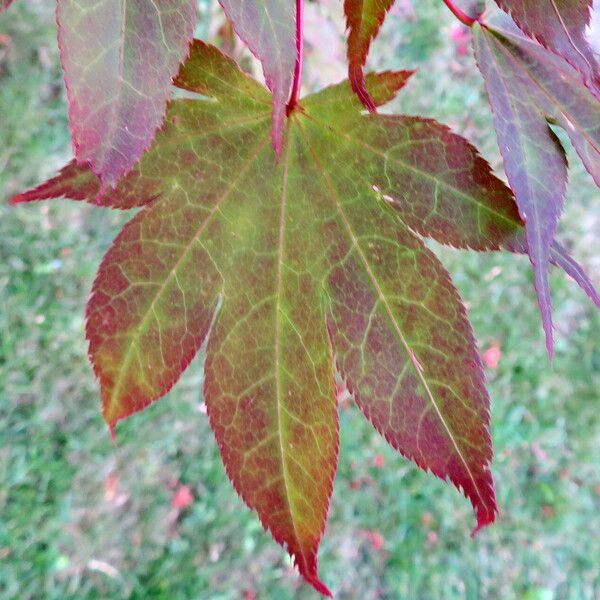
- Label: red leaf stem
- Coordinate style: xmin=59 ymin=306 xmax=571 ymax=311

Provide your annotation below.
xmin=287 ymin=0 xmax=304 ymax=113
xmin=442 ymin=0 xmax=479 ymax=26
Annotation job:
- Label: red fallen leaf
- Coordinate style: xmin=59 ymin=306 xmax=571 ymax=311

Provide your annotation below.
xmin=542 ymin=505 xmax=554 ymax=519
xmin=373 ymin=454 xmax=385 ymax=469
xmin=172 ymin=485 xmax=194 ymax=510
xmin=0 ymin=0 xmax=14 ymax=11
xmin=426 ymin=530 xmax=439 ymax=548
xmin=363 ymin=530 xmax=384 ymax=551
xmin=421 ymin=512 xmax=434 ymax=527
xmin=104 ymin=473 xmax=119 ymax=503
xmin=243 ymin=590 xmax=257 ymax=600
xmin=531 ymin=442 xmax=547 ymax=463
xmin=482 ymin=345 xmax=502 ymax=369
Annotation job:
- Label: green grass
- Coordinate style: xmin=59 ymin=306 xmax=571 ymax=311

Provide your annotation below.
xmin=1 ymin=1 xmax=599 ymax=599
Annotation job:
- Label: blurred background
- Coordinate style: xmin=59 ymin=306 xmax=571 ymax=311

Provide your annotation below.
xmin=1 ymin=1 xmax=599 ymax=598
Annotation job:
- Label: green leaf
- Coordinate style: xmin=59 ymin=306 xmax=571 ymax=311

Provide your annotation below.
xmin=473 ymin=14 xmax=600 ymax=357
xmin=56 ymin=0 xmax=197 ymax=186
xmin=13 ymin=40 xmax=600 ymax=594
xmin=494 ymin=0 xmax=600 ymax=96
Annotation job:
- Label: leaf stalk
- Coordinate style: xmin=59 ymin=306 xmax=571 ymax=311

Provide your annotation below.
xmin=287 ymin=0 xmax=304 ymax=113
xmin=442 ymin=0 xmax=479 ymax=27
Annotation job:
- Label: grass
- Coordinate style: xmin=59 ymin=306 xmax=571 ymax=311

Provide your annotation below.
xmin=1 ymin=1 xmax=599 ymax=598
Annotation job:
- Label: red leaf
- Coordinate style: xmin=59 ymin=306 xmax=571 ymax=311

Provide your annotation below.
xmin=344 ymin=0 xmax=395 ymax=111
xmin=373 ymin=454 xmax=385 ymax=468
xmin=172 ymin=484 xmax=194 ymax=509
xmin=495 ymin=0 xmax=600 ymax=96
xmin=218 ymin=0 xmax=296 ymax=156
xmin=482 ymin=345 xmax=502 ymax=369
xmin=57 ymin=0 xmax=196 ymax=186
xmin=473 ymin=13 xmax=600 ymax=356
xmin=13 ymin=41 xmax=599 ymax=596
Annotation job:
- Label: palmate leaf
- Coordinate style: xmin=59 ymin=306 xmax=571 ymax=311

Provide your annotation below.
xmin=473 ymin=13 xmax=600 ymax=357
xmin=219 ymin=0 xmax=296 ymax=156
xmin=12 ymin=41 xmax=600 ymax=595
xmin=494 ymin=0 xmax=600 ymax=96
xmin=57 ymin=0 xmax=197 ymax=187
xmin=344 ymin=0 xmax=395 ymax=111
xmin=0 ymin=0 xmax=15 ymax=11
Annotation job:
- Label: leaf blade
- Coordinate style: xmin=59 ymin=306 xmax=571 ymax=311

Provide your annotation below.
xmin=57 ymin=0 xmax=196 ymax=186
xmin=344 ymin=0 xmax=395 ymax=110
xmin=219 ymin=0 xmax=296 ymax=155
xmin=297 ymin=118 xmax=497 ymax=530
xmin=495 ymin=0 xmax=600 ymax=96
xmin=473 ymin=23 xmax=573 ymax=357
xmin=14 ymin=41 xmax=600 ymax=593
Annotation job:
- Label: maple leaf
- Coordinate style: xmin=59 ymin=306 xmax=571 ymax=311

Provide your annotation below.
xmin=56 ymin=0 xmax=197 ymax=187
xmin=473 ymin=12 xmax=600 ymax=357
xmin=494 ymin=0 xmax=600 ymax=96
xmin=219 ymin=0 xmax=296 ymax=155
xmin=12 ymin=41 xmax=600 ymax=595
xmin=0 ymin=0 xmax=15 ymax=11
xmin=344 ymin=0 xmax=395 ymax=111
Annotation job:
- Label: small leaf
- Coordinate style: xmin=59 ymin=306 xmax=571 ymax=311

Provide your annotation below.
xmin=0 ymin=0 xmax=15 ymax=11
xmin=219 ymin=0 xmax=296 ymax=156
xmin=344 ymin=0 xmax=395 ymax=110
xmin=473 ymin=16 xmax=600 ymax=357
xmin=495 ymin=0 xmax=600 ymax=96
xmin=57 ymin=0 xmax=196 ymax=186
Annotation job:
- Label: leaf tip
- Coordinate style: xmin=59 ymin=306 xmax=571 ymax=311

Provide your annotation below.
xmin=470 ymin=502 xmax=498 ymax=537
xmin=300 ymin=568 xmax=332 ymax=598
xmin=108 ymin=421 xmax=117 ymax=442
xmin=9 ymin=192 xmax=30 ymax=205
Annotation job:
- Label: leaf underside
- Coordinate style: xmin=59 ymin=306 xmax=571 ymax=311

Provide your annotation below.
xmin=13 ymin=41 xmax=600 ymax=595
xmin=218 ymin=0 xmax=296 ymax=156
xmin=473 ymin=14 xmax=600 ymax=357
xmin=494 ymin=0 xmax=600 ymax=97
xmin=57 ymin=0 xmax=197 ymax=186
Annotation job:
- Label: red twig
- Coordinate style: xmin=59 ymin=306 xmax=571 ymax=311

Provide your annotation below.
xmin=287 ymin=0 xmax=303 ymax=112
xmin=442 ymin=0 xmax=479 ymax=26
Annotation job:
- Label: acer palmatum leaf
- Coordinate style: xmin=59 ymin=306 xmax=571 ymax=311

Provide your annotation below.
xmin=219 ymin=0 xmax=296 ymax=156
xmin=13 ymin=41 xmax=600 ymax=595
xmin=473 ymin=14 xmax=600 ymax=357
xmin=344 ymin=0 xmax=395 ymax=111
xmin=56 ymin=0 xmax=196 ymax=187
xmin=494 ymin=0 xmax=600 ymax=97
